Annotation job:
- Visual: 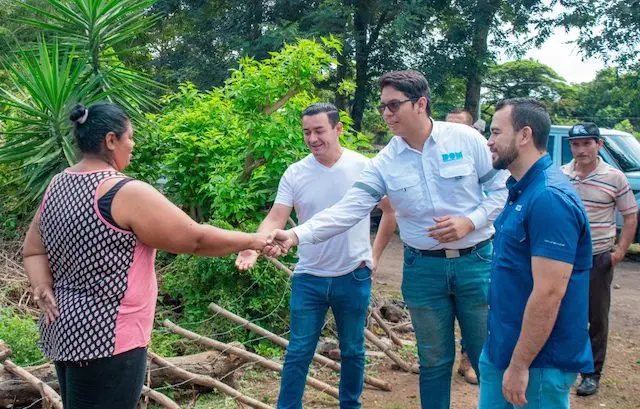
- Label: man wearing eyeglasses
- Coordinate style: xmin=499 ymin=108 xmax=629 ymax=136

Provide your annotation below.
xmin=267 ymin=70 xmax=509 ymax=409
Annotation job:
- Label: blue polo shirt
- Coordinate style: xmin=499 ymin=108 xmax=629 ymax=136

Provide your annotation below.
xmin=486 ymin=154 xmax=594 ymax=373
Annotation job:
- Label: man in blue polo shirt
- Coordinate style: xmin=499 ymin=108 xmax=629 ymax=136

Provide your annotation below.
xmin=479 ymin=98 xmax=593 ymax=408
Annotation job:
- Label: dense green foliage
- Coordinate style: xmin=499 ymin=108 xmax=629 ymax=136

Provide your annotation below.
xmin=561 ymin=0 xmax=640 ymax=67
xmin=130 ymin=38 xmax=369 ymax=223
xmin=159 ymin=230 xmax=291 ymax=354
xmin=0 ymin=308 xmax=45 ymax=365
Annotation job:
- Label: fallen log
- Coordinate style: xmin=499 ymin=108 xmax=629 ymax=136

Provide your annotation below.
xmin=0 ymin=351 xmax=243 ymax=407
xmin=1 ymin=359 xmax=63 ymax=409
xmin=209 ymin=302 xmax=392 ymax=391
xmin=149 ymin=352 xmax=274 ymax=409
xmin=164 ymin=319 xmax=340 ymax=399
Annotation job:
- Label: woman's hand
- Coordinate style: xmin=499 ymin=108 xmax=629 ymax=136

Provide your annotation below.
xmin=33 ymin=285 xmax=59 ymax=325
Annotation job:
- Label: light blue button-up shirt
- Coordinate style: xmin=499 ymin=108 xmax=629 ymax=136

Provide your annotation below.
xmin=293 ymin=120 xmax=509 ymax=250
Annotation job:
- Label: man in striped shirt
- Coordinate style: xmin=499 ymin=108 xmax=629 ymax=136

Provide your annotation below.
xmin=561 ymin=122 xmax=638 ymax=397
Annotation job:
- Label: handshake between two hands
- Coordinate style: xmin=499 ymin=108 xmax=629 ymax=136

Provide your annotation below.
xmin=236 ymin=228 xmax=299 ymax=270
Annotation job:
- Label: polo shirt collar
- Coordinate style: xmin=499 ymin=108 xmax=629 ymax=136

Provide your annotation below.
xmin=506 ymin=154 xmax=553 ymax=200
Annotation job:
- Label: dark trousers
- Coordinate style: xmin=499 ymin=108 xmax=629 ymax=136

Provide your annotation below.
xmin=583 ymin=251 xmax=614 ymax=379
xmin=54 ymin=347 xmax=148 ymax=409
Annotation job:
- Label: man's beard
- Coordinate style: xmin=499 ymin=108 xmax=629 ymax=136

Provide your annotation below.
xmin=492 ymin=140 xmax=518 ymax=170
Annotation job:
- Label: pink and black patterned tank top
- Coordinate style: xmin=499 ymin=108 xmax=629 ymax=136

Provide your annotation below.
xmin=38 ymin=169 xmax=157 ymax=361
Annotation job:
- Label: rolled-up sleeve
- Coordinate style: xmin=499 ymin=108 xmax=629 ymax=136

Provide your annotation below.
xmin=467 ymin=133 xmax=509 ymax=229
xmin=293 ymin=161 xmax=385 ymax=244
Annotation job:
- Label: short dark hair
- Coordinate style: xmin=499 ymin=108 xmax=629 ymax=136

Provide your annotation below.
xmin=447 ymin=108 xmax=473 ymax=122
xmin=378 ymin=70 xmax=431 ymax=116
xmin=302 ymin=103 xmax=340 ymax=128
xmin=494 ymin=98 xmax=550 ymax=150
xmin=69 ymin=103 xmax=130 ymax=155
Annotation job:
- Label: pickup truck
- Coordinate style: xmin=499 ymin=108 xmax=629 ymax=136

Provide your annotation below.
xmin=547 ymin=125 xmax=640 ymax=242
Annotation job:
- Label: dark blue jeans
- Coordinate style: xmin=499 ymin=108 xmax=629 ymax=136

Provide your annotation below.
xmin=54 ymin=347 xmax=147 ymax=409
xmin=277 ymin=267 xmax=372 ymax=409
xmin=402 ymin=244 xmax=491 ymax=409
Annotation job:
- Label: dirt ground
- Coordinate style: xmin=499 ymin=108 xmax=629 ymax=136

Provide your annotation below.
xmin=360 ymin=233 xmax=640 ymax=409
xmin=230 ymin=233 xmax=638 ymax=409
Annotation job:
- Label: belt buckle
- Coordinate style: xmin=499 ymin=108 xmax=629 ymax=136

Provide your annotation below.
xmin=445 ymin=249 xmax=460 ymax=259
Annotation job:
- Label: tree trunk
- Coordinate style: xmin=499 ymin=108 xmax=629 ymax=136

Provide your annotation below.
xmin=351 ymin=0 xmax=370 ymax=131
xmin=0 ymin=351 xmax=243 ymax=408
xmin=334 ymin=35 xmax=350 ymax=112
xmin=464 ymin=0 xmax=501 ymax=121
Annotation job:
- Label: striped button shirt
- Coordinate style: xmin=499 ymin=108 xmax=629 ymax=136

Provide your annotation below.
xmin=561 ymin=159 xmax=637 ymax=255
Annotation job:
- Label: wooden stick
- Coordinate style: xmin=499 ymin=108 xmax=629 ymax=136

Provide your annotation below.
xmin=287 ymin=217 xmax=297 ymax=228
xmin=364 ymin=329 xmax=418 ymax=373
xmin=141 ymin=386 xmax=180 ymax=409
xmin=148 ymin=352 xmax=273 ymax=409
xmin=163 ymin=319 xmax=339 ymax=399
xmin=1 ymin=359 xmax=63 ymax=409
xmin=0 ymin=342 xmax=12 ymax=362
xmin=265 ymin=256 xmax=293 ymax=276
xmin=209 ymin=303 xmax=392 ymax=391
xmin=370 ymin=309 xmax=404 ymax=347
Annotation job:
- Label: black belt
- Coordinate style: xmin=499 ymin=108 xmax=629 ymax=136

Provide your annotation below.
xmin=406 ymin=238 xmax=491 ymax=259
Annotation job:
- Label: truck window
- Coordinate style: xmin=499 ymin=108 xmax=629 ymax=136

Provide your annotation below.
xmin=562 ymin=138 xmax=573 ymax=165
xmin=547 ymin=134 xmax=555 ymax=159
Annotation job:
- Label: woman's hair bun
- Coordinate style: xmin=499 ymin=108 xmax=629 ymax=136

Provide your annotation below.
xmin=69 ymin=104 xmax=88 ymax=125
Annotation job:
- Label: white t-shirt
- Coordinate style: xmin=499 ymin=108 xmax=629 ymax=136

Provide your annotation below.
xmin=275 ymin=148 xmax=373 ymax=277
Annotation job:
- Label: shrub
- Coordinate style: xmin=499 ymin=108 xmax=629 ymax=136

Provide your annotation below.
xmin=0 ymin=308 xmax=45 ymax=366
xmin=159 ymin=220 xmax=292 ymax=349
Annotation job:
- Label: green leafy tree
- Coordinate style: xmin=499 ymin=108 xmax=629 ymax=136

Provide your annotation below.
xmin=561 ymin=0 xmax=640 ymax=67
xmin=130 ymin=38 xmax=369 ymax=224
xmin=484 ymin=60 xmax=572 ymax=104
xmin=572 ymin=68 xmax=640 ymax=131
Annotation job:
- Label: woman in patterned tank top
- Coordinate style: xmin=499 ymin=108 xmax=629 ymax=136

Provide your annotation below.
xmin=22 ymin=102 xmax=283 ymax=409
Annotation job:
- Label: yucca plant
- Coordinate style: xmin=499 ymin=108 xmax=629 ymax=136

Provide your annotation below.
xmin=16 ymin=0 xmax=164 ymax=117
xmin=0 ymin=40 xmax=111 ymax=204
xmin=0 ymin=0 xmax=163 ymax=206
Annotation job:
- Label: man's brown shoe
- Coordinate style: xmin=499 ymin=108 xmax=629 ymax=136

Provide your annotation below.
xmin=457 ymin=352 xmax=478 ymax=385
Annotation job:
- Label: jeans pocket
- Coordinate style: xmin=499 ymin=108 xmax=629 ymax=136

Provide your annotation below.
xmin=474 ymin=249 xmax=492 ymax=264
xmin=352 ymin=267 xmax=372 ymax=282
xmin=403 ymin=247 xmax=417 ymax=266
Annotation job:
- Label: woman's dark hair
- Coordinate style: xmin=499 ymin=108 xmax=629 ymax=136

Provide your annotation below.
xmin=69 ymin=103 xmax=130 ymax=154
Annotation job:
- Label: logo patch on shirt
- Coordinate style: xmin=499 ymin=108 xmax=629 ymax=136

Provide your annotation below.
xmin=544 ymin=239 xmax=566 ymax=247
xmin=442 ymin=151 xmax=463 ymax=162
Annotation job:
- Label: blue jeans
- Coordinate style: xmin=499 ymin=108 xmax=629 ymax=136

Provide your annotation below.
xmin=277 ymin=267 xmax=372 ymax=409
xmin=402 ymin=243 xmax=491 ymax=409
xmin=478 ymin=349 xmax=577 ymax=409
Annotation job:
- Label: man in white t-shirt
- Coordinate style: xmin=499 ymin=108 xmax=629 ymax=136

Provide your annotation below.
xmin=236 ymin=103 xmax=382 ymax=409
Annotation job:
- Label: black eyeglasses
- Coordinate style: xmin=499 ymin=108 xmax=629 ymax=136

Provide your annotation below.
xmin=377 ymin=98 xmax=418 ymax=115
